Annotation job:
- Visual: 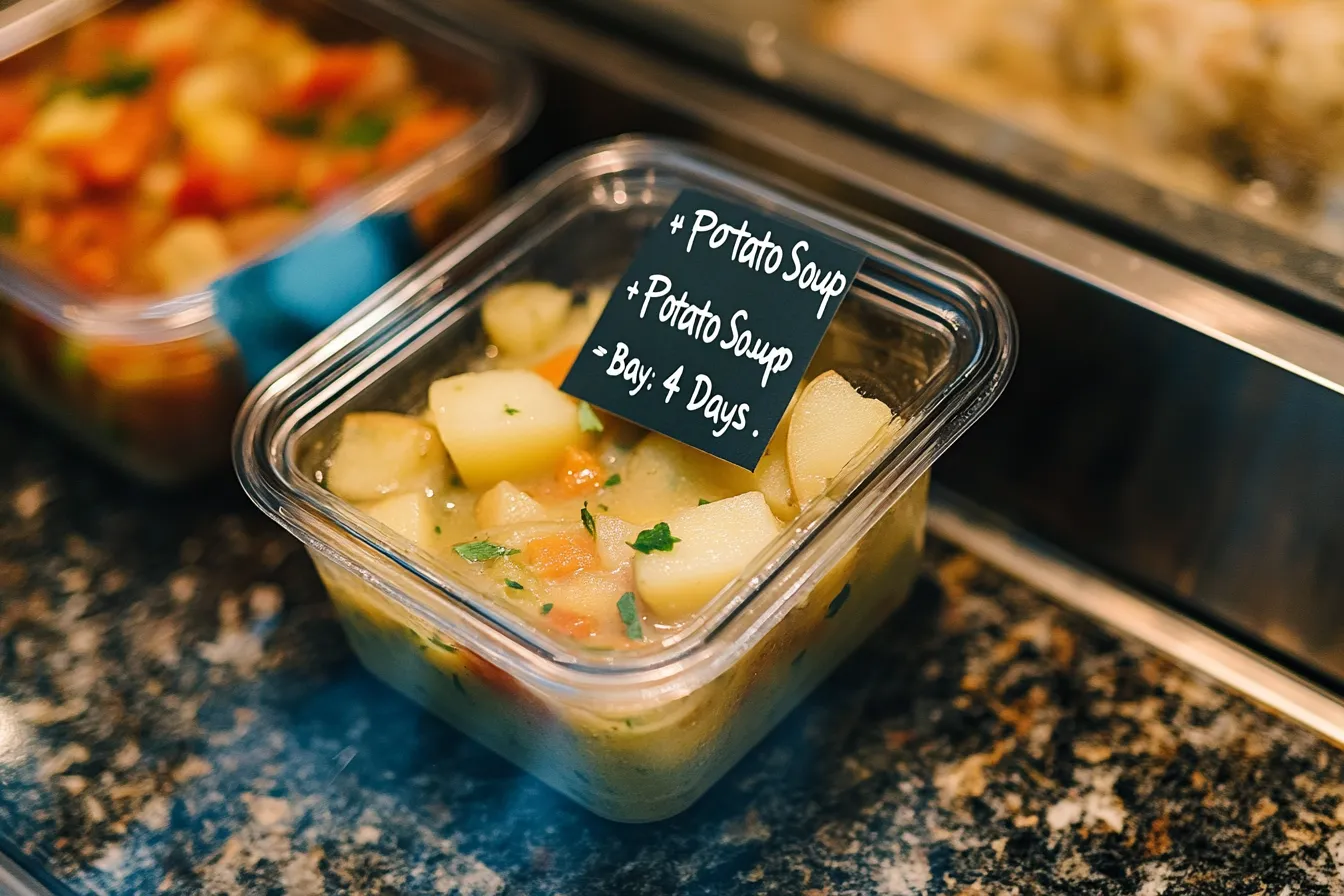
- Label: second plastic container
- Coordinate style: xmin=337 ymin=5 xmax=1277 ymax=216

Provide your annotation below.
xmin=0 ymin=0 xmax=535 ymax=482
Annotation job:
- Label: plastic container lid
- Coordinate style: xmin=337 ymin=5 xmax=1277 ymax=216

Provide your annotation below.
xmin=235 ymin=136 xmax=1017 ymax=710
xmin=0 ymin=0 xmax=538 ymax=344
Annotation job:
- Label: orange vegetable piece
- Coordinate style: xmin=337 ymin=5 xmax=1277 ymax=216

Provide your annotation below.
xmin=65 ymin=100 xmax=163 ymax=190
xmin=299 ymin=147 xmax=373 ymax=205
xmin=63 ymin=17 xmax=140 ymax=79
xmin=376 ymin=107 xmax=474 ymax=170
xmin=289 ymin=47 xmax=376 ymax=109
xmin=52 ymin=207 xmax=127 ymax=291
xmin=554 ymin=445 xmax=603 ymax=496
xmin=523 ymin=532 xmax=597 ymax=578
xmin=532 ymin=345 xmax=581 ymax=388
xmin=543 ymin=607 xmax=598 ymax=641
xmin=0 ymin=82 xmax=35 ymax=145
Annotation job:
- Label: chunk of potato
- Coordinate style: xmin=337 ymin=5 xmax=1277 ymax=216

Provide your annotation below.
xmin=481 ymin=281 xmax=572 ymax=357
xmin=633 ymin=492 xmax=780 ymax=620
xmin=594 ymin=514 xmax=640 ymax=570
xmin=787 ymin=371 xmax=892 ymax=506
xmin=475 ymin=481 xmax=547 ymax=529
xmin=429 ymin=370 xmax=582 ymax=489
xmin=608 ymin=433 xmax=746 ymax=523
xmin=326 ymin=412 xmax=450 ymax=502
xmin=361 ymin=491 xmax=441 ymax=550
xmin=750 ymin=387 xmax=801 ymax=519
xmin=147 ymin=218 xmax=232 ymax=292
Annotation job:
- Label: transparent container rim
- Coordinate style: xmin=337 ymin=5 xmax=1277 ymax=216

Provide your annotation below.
xmin=234 ymin=135 xmax=1018 ymax=709
xmin=0 ymin=0 xmax=540 ymax=344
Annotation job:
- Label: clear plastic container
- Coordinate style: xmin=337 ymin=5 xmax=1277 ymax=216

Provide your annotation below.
xmin=234 ymin=137 xmax=1017 ymax=821
xmin=0 ymin=0 xmax=535 ymax=483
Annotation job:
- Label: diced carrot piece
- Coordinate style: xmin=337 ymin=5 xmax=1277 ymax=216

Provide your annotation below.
xmin=532 ymin=345 xmax=581 ymax=388
xmin=65 ymin=100 xmax=162 ymax=190
xmin=376 ymin=107 xmax=473 ymax=170
xmin=288 ymin=47 xmax=375 ymax=109
xmin=543 ymin=607 xmax=598 ymax=641
xmin=298 ymin=147 xmax=372 ymax=204
xmin=554 ymin=445 xmax=603 ymax=497
xmin=52 ymin=207 xmax=127 ymax=291
xmin=523 ymin=532 xmax=597 ymax=578
xmin=0 ymin=82 xmax=35 ymax=145
xmin=64 ymin=17 xmax=140 ymax=79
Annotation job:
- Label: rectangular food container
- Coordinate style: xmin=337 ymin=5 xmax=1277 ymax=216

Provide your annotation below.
xmin=0 ymin=0 xmax=535 ymax=483
xmin=235 ymin=137 xmax=1016 ymax=821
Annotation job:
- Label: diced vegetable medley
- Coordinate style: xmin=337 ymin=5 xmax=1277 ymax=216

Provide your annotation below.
xmin=321 ymin=281 xmax=904 ymax=646
xmin=0 ymin=0 xmax=477 ymax=295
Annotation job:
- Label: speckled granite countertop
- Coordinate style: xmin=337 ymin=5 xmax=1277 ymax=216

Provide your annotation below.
xmin=3 ymin=400 xmax=1344 ymax=896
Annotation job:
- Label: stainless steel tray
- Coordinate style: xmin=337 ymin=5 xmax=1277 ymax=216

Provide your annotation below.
xmin=547 ymin=0 xmax=1344 ymax=328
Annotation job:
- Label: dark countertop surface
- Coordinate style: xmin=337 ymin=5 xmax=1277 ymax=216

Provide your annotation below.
xmin=3 ymin=399 xmax=1344 ymax=896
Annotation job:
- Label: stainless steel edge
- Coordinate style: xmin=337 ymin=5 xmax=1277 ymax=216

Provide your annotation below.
xmin=929 ymin=490 xmax=1344 ymax=748
xmin=439 ymin=0 xmax=1344 ymax=394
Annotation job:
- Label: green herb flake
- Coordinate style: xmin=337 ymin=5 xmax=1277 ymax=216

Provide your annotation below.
xmin=603 ymin=473 xmax=621 ymax=488
xmin=276 ymin=190 xmax=309 ymax=210
xmin=698 ymin=498 xmax=711 ymax=506
xmin=597 ymin=504 xmax=609 ymax=512
xmin=577 ymin=401 xmax=604 ymax=433
xmin=82 ymin=64 xmax=154 ymax=98
xmin=434 ymin=526 xmax=442 ymax=535
xmin=627 ymin=522 xmax=679 ymax=554
xmin=616 ymin=591 xmax=643 ymax=640
xmin=540 ymin=603 xmax=554 ymax=615
xmin=504 ymin=578 xmax=524 ymax=591
xmin=503 ymin=404 xmax=520 ymax=416
xmin=269 ymin=113 xmax=322 ymax=139
xmin=428 ymin=635 xmax=457 ymax=653
xmin=825 ymin=583 xmax=852 ymax=619
xmin=450 ymin=474 xmax=465 ymax=488
xmin=0 ymin=204 xmax=17 ymax=237
xmin=581 ymin=502 xmax=596 ymax=538
xmin=453 ymin=540 xmax=520 ymax=562
xmin=339 ymin=112 xmax=392 ymax=147
xmin=624 ymin=718 xmax=634 ymax=729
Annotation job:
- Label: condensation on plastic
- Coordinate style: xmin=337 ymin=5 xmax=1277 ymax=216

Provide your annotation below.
xmin=234 ymin=137 xmax=1017 ymax=819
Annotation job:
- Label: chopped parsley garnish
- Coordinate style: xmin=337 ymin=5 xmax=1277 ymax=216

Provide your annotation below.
xmin=275 ymin=191 xmax=309 ymax=210
xmin=339 ymin=112 xmax=392 ymax=147
xmin=453 ymin=540 xmax=520 ymax=562
xmin=82 ymin=64 xmax=154 ymax=98
xmin=604 ymin=473 xmax=621 ymax=488
xmin=503 ymin=404 xmax=520 ymax=416
xmin=597 ymin=504 xmax=609 ymax=512
xmin=698 ymin=498 xmax=711 ymax=506
xmin=540 ymin=603 xmax=553 ymax=615
xmin=577 ymin=401 xmax=603 ymax=433
xmin=450 ymin=474 xmax=465 ymax=488
xmin=428 ymin=635 xmax=457 ymax=652
xmin=617 ymin=592 xmax=642 ymax=640
xmin=580 ymin=502 xmax=596 ymax=537
xmin=0 ymin=204 xmax=17 ymax=237
xmin=624 ymin=718 xmax=634 ymax=729
xmin=627 ymin=522 xmax=679 ymax=554
xmin=825 ymin=583 xmax=852 ymax=619
xmin=269 ymin=113 xmax=322 ymax=138
xmin=504 ymin=579 xmax=524 ymax=591
xmin=434 ymin=526 xmax=442 ymax=535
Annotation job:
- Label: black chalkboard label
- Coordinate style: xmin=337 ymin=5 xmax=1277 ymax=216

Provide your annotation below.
xmin=560 ymin=189 xmax=865 ymax=470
